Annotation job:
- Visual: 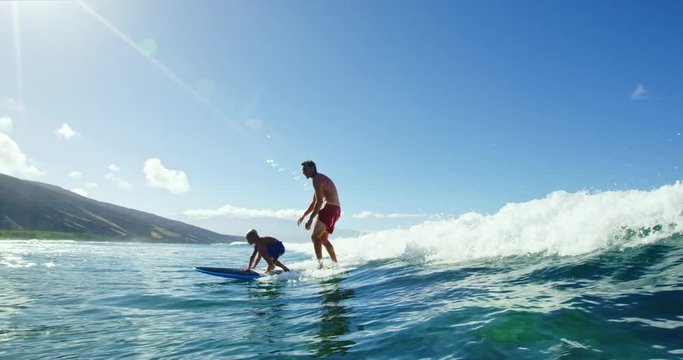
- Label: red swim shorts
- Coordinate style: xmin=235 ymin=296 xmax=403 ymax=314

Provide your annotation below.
xmin=317 ymin=204 xmax=341 ymax=234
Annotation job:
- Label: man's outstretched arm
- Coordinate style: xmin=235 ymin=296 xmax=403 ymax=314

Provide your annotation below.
xmin=306 ymin=182 xmax=325 ymax=229
xmin=298 ymin=194 xmax=316 ymax=225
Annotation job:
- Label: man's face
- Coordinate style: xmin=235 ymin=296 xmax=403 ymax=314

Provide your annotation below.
xmin=302 ymin=165 xmax=314 ymax=179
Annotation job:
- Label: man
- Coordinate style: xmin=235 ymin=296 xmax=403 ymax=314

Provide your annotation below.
xmin=297 ymin=160 xmax=341 ymax=268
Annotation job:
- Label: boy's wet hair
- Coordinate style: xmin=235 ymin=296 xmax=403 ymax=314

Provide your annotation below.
xmin=245 ymin=229 xmax=258 ymax=239
xmin=301 ymin=160 xmax=316 ymax=171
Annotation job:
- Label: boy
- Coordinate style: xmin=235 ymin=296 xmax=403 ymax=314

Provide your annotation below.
xmin=244 ymin=229 xmax=290 ymax=274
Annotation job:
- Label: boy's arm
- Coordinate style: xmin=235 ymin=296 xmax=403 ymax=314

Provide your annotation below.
xmin=256 ymin=247 xmax=277 ymax=272
xmin=252 ymin=253 xmax=262 ymax=268
xmin=245 ymin=247 xmax=257 ymax=270
xmin=262 ymin=255 xmax=289 ymax=273
xmin=264 ymin=254 xmax=275 ymax=271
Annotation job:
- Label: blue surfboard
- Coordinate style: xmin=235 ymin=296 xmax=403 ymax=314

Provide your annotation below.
xmin=194 ymin=267 xmax=281 ymax=280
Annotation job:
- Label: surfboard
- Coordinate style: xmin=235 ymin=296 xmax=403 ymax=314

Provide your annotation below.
xmin=194 ymin=267 xmax=281 ymax=280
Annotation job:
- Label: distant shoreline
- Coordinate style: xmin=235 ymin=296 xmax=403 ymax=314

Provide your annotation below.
xmin=0 ymin=230 xmax=236 ymax=245
xmin=0 ymin=230 xmax=109 ymax=241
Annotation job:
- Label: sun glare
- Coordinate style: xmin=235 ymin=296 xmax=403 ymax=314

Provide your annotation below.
xmin=74 ymin=0 xmax=247 ymax=138
xmin=10 ymin=2 xmax=24 ymax=117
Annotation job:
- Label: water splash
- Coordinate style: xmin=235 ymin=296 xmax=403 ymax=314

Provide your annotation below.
xmin=288 ymin=182 xmax=683 ymax=265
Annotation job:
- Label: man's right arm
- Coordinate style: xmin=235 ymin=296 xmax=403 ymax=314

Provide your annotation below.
xmin=305 ymin=179 xmax=324 ymax=229
xmin=298 ymin=194 xmax=316 ymax=226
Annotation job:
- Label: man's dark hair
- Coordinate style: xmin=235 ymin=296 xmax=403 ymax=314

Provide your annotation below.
xmin=301 ymin=160 xmax=317 ymax=171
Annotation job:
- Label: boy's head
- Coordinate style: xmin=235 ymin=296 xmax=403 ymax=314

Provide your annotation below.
xmin=245 ymin=229 xmax=258 ymax=244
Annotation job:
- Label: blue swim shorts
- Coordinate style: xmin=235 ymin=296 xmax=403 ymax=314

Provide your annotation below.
xmin=267 ymin=241 xmax=285 ymax=260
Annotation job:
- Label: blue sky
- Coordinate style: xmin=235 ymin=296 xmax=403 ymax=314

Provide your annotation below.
xmin=0 ymin=0 xmax=681 ymax=241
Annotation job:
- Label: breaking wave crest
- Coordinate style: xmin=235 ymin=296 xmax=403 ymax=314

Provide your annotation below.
xmin=287 ymin=182 xmax=683 ymax=265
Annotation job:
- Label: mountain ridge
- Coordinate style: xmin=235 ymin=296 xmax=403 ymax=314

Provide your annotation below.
xmin=0 ymin=173 xmax=241 ymax=244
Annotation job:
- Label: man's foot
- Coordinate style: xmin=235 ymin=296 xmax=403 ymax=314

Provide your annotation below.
xmin=317 ymin=259 xmax=324 ymax=269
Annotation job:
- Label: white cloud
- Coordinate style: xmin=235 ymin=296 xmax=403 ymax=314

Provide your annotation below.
xmin=55 ymin=123 xmax=80 ymax=140
xmin=71 ymin=188 xmax=88 ymax=197
xmin=184 ymin=204 xmax=301 ymax=220
xmin=104 ymin=164 xmax=131 ymax=189
xmin=0 ymin=98 xmax=23 ymax=112
xmin=143 ymin=158 xmax=190 ymax=194
xmin=0 ymin=133 xmax=42 ymax=177
xmin=244 ymin=118 xmax=262 ymax=130
xmin=105 ymin=172 xmax=132 ymax=190
xmin=0 ymin=116 xmax=12 ymax=133
xmin=631 ymin=84 xmax=648 ymax=100
xmin=68 ymin=171 xmax=83 ymax=179
xmin=85 ymin=182 xmax=98 ymax=189
xmin=353 ymin=211 xmax=427 ymax=219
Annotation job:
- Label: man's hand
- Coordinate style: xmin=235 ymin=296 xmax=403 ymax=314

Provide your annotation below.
xmin=305 ymin=218 xmax=313 ymax=230
xmin=297 ymin=216 xmax=305 ymax=226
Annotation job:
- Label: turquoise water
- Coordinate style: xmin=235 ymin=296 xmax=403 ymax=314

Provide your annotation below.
xmin=1 ymin=235 xmax=682 ymax=359
xmin=2 ymin=184 xmax=683 ymax=358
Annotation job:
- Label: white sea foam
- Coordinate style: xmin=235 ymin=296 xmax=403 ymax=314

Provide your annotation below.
xmin=287 ymin=182 xmax=683 ymax=265
xmin=0 ymin=254 xmax=36 ymax=268
xmin=228 ymin=241 xmax=249 ymax=246
xmin=256 ymin=261 xmax=354 ymax=283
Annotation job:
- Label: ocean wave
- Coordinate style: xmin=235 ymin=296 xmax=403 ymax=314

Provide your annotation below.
xmin=288 ymin=181 xmax=683 ymax=265
xmin=228 ymin=241 xmax=249 ymax=246
xmin=0 ymin=254 xmax=36 ymax=268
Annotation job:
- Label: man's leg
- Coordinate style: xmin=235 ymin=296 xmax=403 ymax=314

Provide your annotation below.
xmin=320 ymin=230 xmax=337 ymax=263
xmin=312 ymin=221 xmax=326 ymax=262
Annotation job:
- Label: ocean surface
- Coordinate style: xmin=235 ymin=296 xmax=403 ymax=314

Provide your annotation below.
xmin=2 ymin=183 xmax=683 ymax=359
